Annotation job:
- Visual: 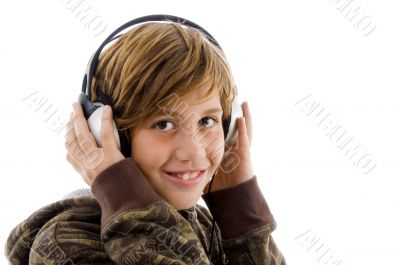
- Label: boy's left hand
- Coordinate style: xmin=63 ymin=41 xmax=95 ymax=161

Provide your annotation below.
xmin=65 ymin=102 xmax=125 ymax=186
xmin=203 ymin=101 xmax=254 ymax=193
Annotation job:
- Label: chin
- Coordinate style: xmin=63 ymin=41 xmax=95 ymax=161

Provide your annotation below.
xmin=168 ymin=195 xmax=200 ymax=210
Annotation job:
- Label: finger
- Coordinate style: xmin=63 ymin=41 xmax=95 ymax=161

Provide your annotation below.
xmin=233 ymin=136 xmax=240 ymax=150
xmin=100 ymin=105 xmax=118 ymax=150
xmin=64 ymin=119 xmax=75 ymax=141
xmin=238 ymin=117 xmax=250 ymax=151
xmin=72 ymin=102 xmax=97 ymax=156
xmin=64 ymin=120 xmax=85 ymax=159
xmin=242 ymin=101 xmax=253 ymax=147
xmin=65 ymin=136 xmax=85 ymax=161
xmin=64 ymin=122 xmax=76 ymax=148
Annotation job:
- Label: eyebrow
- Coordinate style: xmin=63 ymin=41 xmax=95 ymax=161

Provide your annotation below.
xmin=201 ymin=107 xmax=224 ymax=115
xmin=164 ymin=107 xmax=223 ymax=117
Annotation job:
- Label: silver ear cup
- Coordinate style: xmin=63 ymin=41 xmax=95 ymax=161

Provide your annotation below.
xmin=87 ymin=102 xmax=121 ymax=150
xmin=225 ymin=96 xmax=243 ymax=147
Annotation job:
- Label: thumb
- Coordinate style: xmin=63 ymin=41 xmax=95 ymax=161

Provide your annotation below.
xmin=101 ymin=105 xmax=118 ymax=150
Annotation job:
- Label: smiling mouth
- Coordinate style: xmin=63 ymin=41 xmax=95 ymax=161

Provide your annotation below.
xmin=165 ymin=170 xmax=206 ymax=180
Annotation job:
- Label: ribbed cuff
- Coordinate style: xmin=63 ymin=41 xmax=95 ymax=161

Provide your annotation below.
xmin=91 ymin=158 xmax=164 ymax=228
xmin=201 ymin=176 xmax=275 ymax=240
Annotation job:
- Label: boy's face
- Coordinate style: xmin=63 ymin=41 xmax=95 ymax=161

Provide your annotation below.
xmin=130 ymin=85 xmax=225 ymax=210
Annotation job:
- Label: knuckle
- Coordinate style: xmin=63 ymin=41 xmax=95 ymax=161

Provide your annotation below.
xmin=82 ymin=145 xmax=97 ymax=159
xmin=76 ymin=132 xmax=87 ymax=143
xmin=65 ymin=126 xmax=75 ymax=138
xmin=81 ymin=141 xmax=94 ymax=153
xmin=73 ymin=151 xmax=85 ymax=161
xmin=80 ymin=140 xmax=90 ymax=148
xmin=65 ymin=139 xmax=76 ymax=150
xmin=69 ymin=144 xmax=82 ymax=156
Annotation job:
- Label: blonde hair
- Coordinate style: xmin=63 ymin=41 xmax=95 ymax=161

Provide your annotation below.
xmin=91 ymin=21 xmax=236 ymax=141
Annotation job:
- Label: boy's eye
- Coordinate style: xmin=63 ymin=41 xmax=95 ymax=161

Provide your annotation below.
xmin=199 ymin=117 xmax=217 ymax=128
xmin=153 ymin=116 xmax=218 ymax=131
xmin=154 ymin=120 xmax=175 ymax=131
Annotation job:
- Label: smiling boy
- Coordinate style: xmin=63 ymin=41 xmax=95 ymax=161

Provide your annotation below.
xmin=5 ymin=18 xmax=286 ymax=264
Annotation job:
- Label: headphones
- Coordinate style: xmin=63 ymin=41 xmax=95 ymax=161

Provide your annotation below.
xmin=79 ymin=14 xmax=242 ymax=157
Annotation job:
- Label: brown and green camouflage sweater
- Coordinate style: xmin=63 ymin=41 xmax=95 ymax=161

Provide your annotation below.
xmin=5 ymin=158 xmax=287 ymax=264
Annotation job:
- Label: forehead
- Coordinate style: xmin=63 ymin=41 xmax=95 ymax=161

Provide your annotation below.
xmin=158 ymin=90 xmax=222 ymax=118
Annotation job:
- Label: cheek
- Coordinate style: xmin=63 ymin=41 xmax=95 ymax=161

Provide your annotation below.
xmin=131 ymin=133 xmax=167 ymax=173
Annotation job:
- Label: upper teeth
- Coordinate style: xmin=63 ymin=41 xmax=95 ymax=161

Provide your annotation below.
xmin=171 ymin=172 xmax=199 ymax=180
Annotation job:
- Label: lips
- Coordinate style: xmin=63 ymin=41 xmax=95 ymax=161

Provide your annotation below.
xmin=162 ymin=170 xmax=207 ymax=188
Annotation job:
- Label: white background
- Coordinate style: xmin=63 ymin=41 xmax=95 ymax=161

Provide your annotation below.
xmin=1 ymin=0 xmax=399 ymax=264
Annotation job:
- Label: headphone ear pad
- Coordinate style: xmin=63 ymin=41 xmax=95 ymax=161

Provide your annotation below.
xmin=79 ymin=93 xmax=122 ymax=151
xmin=224 ymin=97 xmax=243 ymax=147
xmin=86 ymin=103 xmax=121 ymax=150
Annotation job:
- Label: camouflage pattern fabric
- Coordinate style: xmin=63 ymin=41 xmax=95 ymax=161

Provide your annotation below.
xmin=5 ymin=197 xmax=286 ymax=264
xmin=5 ymin=158 xmax=287 ymax=264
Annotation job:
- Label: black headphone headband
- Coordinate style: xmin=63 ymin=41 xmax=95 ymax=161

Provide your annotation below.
xmin=82 ymin=14 xmax=222 ymax=100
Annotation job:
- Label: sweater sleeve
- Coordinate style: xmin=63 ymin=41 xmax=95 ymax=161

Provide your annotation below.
xmin=91 ymin=158 xmax=211 ymax=264
xmin=201 ymin=176 xmax=287 ymax=265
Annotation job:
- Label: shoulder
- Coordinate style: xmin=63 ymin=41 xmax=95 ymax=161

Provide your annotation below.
xmin=6 ymin=193 xmax=102 ymax=264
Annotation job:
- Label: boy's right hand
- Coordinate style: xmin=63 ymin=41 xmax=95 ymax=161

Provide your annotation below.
xmin=64 ymin=102 xmax=125 ymax=186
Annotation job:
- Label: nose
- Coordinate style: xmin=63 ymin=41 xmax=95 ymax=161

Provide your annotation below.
xmin=173 ymin=130 xmax=206 ymax=162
